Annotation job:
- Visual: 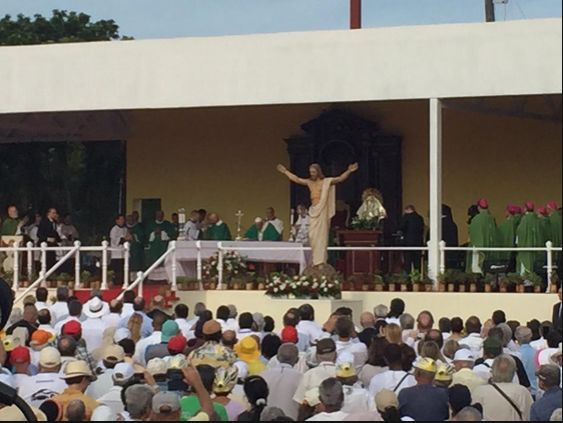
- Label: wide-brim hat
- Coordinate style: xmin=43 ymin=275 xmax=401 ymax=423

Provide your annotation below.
xmin=235 ymin=337 xmax=260 ymax=362
xmin=61 ymin=360 xmax=93 ymax=379
xmin=84 ymin=297 xmax=107 ymax=319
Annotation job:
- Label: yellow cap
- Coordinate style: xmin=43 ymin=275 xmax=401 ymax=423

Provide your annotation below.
xmin=413 ymin=357 xmax=437 ymax=373
xmin=336 ymin=362 xmax=356 ymax=378
xmin=435 ymin=363 xmax=455 ymax=381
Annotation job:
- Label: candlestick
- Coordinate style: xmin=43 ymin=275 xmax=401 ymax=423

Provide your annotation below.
xmin=235 ymin=210 xmax=244 ymax=241
xmin=290 ymin=208 xmax=295 ymax=226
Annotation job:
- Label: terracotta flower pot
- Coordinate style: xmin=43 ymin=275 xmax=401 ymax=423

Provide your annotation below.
xmin=550 ymin=284 xmax=558 ymax=294
xmin=258 ymin=282 xmax=266 ymax=290
xmin=534 ymin=286 xmax=542 ymax=293
xmin=375 ymin=284 xmax=384 ymax=292
xmin=500 ymin=286 xmax=508 ymax=293
xmin=438 ymin=283 xmax=446 ymax=292
xmin=469 ymin=283 xmax=477 ymax=293
xmin=400 ymin=284 xmax=408 ymax=292
xmin=447 ymin=284 xmax=455 ymax=292
xmin=388 ymin=283 xmax=396 ymax=292
xmin=245 ymin=282 xmax=255 ymax=291
xmin=458 ymin=284 xmax=466 ymax=293
xmin=517 ymin=285 xmax=525 ymax=293
xmin=484 ymin=284 xmax=492 ymax=293
xmin=362 ymin=284 xmax=371 ymax=291
xmin=425 ymin=284 xmax=433 ymax=292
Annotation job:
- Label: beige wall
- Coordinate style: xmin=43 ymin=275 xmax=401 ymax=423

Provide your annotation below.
xmin=127 ymin=99 xmax=562 ymax=241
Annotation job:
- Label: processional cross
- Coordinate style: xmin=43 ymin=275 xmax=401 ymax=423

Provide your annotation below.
xmin=235 ymin=210 xmax=244 ymax=241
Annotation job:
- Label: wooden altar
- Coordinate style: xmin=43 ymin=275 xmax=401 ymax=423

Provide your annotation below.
xmin=338 ymin=229 xmax=383 ymax=280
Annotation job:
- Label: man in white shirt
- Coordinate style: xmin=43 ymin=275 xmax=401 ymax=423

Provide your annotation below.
xmin=294 ymin=339 xmax=338 ymax=405
xmin=266 ymin=207 xmax=284 ymax=238
xmin=335 ymin=318 xmax=367 ymax=371
xmin=473 ymin=354 xmax=533 ymax=421
xmin=98 ymin=362 xmax=135 ymax=415
xmin=120 ymin=290 xmax=136 ymax=320
xmin=369 ymin=343 xmax=415 ymax=399
xmin=261 ymin=343 xmax=303 ymax=420
xmin=174 ymin=303 xmax=193 ymax=338
xmin=18 ymin=347 xmax=66 ymax=408
xmin=81 ymin=297 xmax=109 ymax=354
xmin=86 ymin=344 xmax=126 ymax=399
xmin=37 ymin=309 xmax=56 ymax=337
xmin=296 ymin=304 xmax=323 ymax=343
xmin=459 ymin=316 xmax=483 ymax=357
xmin=237 ymin=312 xmax=262 ymax=341
xmin=110 ymin=214 xmax=130 ymax=284
xmin=292 ymin=204 xmax=310 ymax=244
xmin=226 ymin=304 xmax=239 ymax=332
xmin=102 ymin=299 xmax=122 ymax=329
xmin=34 ymin=287 xmax=50 ymax=312
xmin=184 ymin=210 xmax=201 ymax=241
xmin=306 ymin=378 xmax=349 ymax=421
xmin=49 ymin=286 xmax=70 ymax=324
xmin=54 ymin=299 xmax=83 ymax=335
xmin=134 ymin=314 xmax=166 ymax=365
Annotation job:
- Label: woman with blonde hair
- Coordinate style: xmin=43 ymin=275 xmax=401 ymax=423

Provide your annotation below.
xmin=384 ymin=323 xmax=403 ymax=345
xmin=127 ymin=313 xmax=143 ymax=343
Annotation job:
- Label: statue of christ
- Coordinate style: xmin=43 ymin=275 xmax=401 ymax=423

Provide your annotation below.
xmin=277 ymin=162 xmax=359 ymax=266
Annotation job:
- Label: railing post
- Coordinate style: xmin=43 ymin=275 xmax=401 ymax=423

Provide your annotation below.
xmin=546 ymin=241 xmax=553 ymax=293
xmin=74 ymin=241 xmax=81 ymax=290
xmin=137 ymin=271 xmax=144 ymax=297
xmin=123 ymin=242 xmax=130 ymax=288
xmin=26 ymin=241 xmax=33 ymax=282
xmin=12 ymin=241 xmax=20 ymax=291
xmin=40 ymin=242 xmax=47 ymax=288
xmin=196 ymin=240 xmax=203 ymax=290
xmin=217 ymin=242 xmax=224 ymax=290
xmin=439 ymin=240 xmax=446 ymax=275
xmin=101 ymin=240 xmax=109 ymax=290
xmin=171 ymin=241 xmax=177 ymax=292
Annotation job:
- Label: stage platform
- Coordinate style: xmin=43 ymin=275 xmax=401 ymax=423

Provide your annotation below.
xmin=174 ymin=290 xmax=557 ymax=328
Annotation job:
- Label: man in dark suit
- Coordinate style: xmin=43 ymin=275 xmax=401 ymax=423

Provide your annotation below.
xmin=553 ymin=287 xmax=562 ymax=334
xmin=399 ymin=205 xmax=425 ymax=273
xmin=37 ymin=207 xmax=60 ymax=269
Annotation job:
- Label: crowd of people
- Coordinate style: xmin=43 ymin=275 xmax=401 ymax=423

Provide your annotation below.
xmin=0 ymin=287 xmax=561 ymax=421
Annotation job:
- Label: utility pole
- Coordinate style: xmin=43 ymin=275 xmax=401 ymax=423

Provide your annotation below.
xmin=485 ymin=0 xmax=496 ymax=22
xmin=350 ymin=0 xmax=361 ymax=29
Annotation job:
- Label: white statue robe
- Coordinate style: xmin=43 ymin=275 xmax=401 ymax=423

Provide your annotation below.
xmin=308 ymin=178 xmax=335 ymax=266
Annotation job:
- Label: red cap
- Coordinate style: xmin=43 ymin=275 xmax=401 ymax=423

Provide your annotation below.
xmin=62 ymin=320 xmax=82 ymax=337
xmin=547 ymin=201 xmax=558 ymax=211
xmin=167 ymin=335 xmax=187 ymax=354
xmin=538 ymin=207 xmax=548 ymax=216
xmin=513 ymin=205 xmax=522 ymax=214
xmin=9 ymin=346 xmax=31 ymax=365
xmin=281 ymin=326 xmax=298 ymax=344
xmin=477 ymin=198 xmax=489 ymax=209
xmin=506 ymin=204 xmax=516 ymax=215
xmin=525 ymin=201 xmax=535 ymax=212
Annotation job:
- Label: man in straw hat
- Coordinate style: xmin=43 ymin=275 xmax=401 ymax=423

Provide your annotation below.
xmin=52 ymin=360 xmax=99 ymax=420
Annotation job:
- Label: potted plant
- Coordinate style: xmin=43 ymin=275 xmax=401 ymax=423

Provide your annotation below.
xmin=445 ymin=269 xmax=460 ymax=292
xmin=526 ymin=272 xmax=543 ymax=293
xmin=423 ymin=275 xmax=434 ymax=292
xmin=176 ymin=276 xmax=189 ymax=290
xmin=507 ymin=273 xmax=523 ymax=293
xmin=245 ymin=273 xmax=256 ymax=291
xmin=374 ymin=274 xmax=385 ymax=292
xmin=106 ymin=270 xmax=116 ymax=287
xmin=456 ymin=272 xmax=468 ymax=293
xmin=56 ymin=273 xmax=72 ymax=288
xmin=396 ymin=272 xmax=410 ymax=292
xmin=549 ymin=271 xmax=559 ymax=293
xmin=483 ymin=273 xmax=495 ymax=293
xmin=468 ymin=273 xmax=479 ymax=293
xmin=384 ymin=274 xmax=397 ymax=292
xmin=409 ymin=269 xmax=422 ymax=292
xmin=256 ymin=276 xmax=267 ymax=291
xmin=80 ymin=270 xmax=92 ymax=289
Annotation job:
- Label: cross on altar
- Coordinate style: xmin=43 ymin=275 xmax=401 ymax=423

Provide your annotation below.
xmin=235 ymin=210 xmax=244 ymax=240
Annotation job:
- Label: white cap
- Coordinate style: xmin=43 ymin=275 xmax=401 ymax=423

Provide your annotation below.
xmin=254 ymin=217 xmax=263 ymax=224
xmin=453 ymin=348 xmax=475 ymax=362
xmin=112 ymin=362 xmax=135 ymax=383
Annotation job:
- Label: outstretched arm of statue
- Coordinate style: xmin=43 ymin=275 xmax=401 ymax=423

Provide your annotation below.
xmin=277 ymin=164 xmax=308 ymax=186
xmin=331 ymin=162 xmax=359 ymax=185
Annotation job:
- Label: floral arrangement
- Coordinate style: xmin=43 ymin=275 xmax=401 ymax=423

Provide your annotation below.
xmin=203 ymin=251 xmax=247 ymax=282
xmin=351 ymin=216 xmax=380 ymax=230
xmin=265 ymin=273 xmax=342 ymax=299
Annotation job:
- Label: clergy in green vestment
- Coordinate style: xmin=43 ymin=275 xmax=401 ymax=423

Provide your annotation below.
xmin=496 ymin=204 xmax=520 ymax=263
xmin=1 ymin=205 xmax=21 ymax=236
xmin=547 ymin=201 xmax=562 ymax=262
xmin=145 ymin=211 xmax=177 ymax=241
xmin=244 ymin=217 xmax=281 ymax=241
xmin=537 ymin=207 xmax=552 ymax=245
xmin=465 ymin=199 xmax=497 ymax=274
xmin=204 ymin=212 xmax=232 ymax=241
xmin=145 ymin=210 xmax=177 ymax=266
xmin=126 ymin=215 xmax=145 ymax=271
xmin=513 ymin=205 xmax=523 ymax=228
xmin=516 ymin=201 xmax=544 ymax=275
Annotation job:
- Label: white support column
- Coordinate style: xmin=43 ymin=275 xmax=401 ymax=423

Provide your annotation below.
xmin=123 ymin=242 xmax=130 ymax=288
xmin=196 ymin=240 xmax=203 ymax=290
xmin=26 ymin=241 xmax=33 ymax=282
xmin=546 ymin=241 xmax=553 ymax=293
xmin=40 ymin=242 xmax=47 ymax=288
xmin=438 ymin=241 xmax=446 ymax=275
xmin=217 ymin=242 xmax=224 ymax=290
xmin=101 ymin=240 xmax=109 ymax=290
xmin=428 ymin=98 xmax=443 ymax=284
xmin=74 ymin=241 xmax=81 ymax=290
xmin=12 ymin=241 xmax=20 ymax=291
xmin=171 ymin=241 xmax=178 ymax=292
xmin=137 ymin=271 xmax=144 ymax=297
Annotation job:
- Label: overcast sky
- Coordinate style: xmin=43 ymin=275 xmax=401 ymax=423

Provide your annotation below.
xmin=1 ymin=0 xmax=561 ymax=39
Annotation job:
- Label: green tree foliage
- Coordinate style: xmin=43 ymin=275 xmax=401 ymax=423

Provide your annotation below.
xmin=0 ymin=141 xmax=126 ymax=244
xmin=0 ymin=9 xmax=132 ymax=45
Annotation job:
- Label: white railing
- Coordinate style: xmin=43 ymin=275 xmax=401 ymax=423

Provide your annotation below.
xmin=117 ymin=241 xmax=177 ymax=299
xmin=439 ymin=241 xmax=562 ymax=293
xmin=1 ymin=241 xmax=131 ymax=295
